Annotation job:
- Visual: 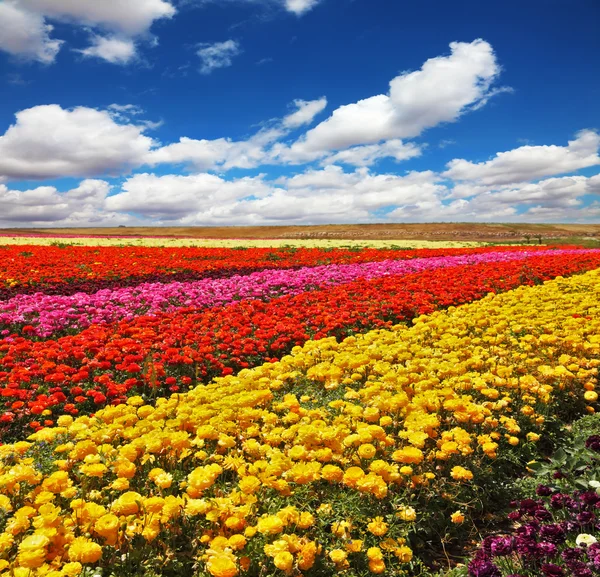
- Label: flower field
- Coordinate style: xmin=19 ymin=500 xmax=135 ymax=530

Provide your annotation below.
xmin=0 ymin=240 xmax=598 ymax=577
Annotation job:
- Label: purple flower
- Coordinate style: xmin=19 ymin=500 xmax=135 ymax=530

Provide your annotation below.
xmin=468 ymin=558 xmax=502 ymax=577
xmin=537 ymin=484 xmax=553 ymax=496
xmin=576 ymin=511 xmax=595 ymax=525
xmin=539 ymin=524 xmax=566 ymax=544
xmin=565 ymin=561 xmax=593 ymax=577
xmin=541 ymin=563 xmax=564 ymax=576
xmin=534 ymin=508 xmax=553 ymax=521
xmin=585 ymin=435 xmax=600 ymax=453
xmin=580 ymin=491 xmax=600 ymax=507
xmin=490 ymin=536 xmax=514 ymax=557
xmin=550 ymin=493 xmax=565 ymax=509
xmin=517 ymin=523 xmax=539 ymax=538
xmin=519 ymin=498 xmax=539 ymax=512
xmin=516 ymin=536 xmax=540 ymax=558
xmin=561 ymin=547 xmax=582 ymax=561
xmin=537 ymin=542 xmax=558 ymax=557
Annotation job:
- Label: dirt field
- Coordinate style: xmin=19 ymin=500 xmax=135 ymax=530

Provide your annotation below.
xmin=2 ymin=223 xmax=600 ymax=243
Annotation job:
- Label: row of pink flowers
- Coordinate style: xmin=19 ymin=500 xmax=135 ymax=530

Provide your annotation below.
xmin=1 ymin=249 xmax=594 ymax=337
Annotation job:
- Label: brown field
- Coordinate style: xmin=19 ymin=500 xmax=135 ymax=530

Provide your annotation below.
xmin=1 ymin=223 xmax=600 ymax=243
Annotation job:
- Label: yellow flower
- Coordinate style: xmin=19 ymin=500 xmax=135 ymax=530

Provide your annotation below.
xmin=228 ymin=534 xmax=247 ymax=551
xmin=358 ymin=443 xmax=377 ymax=459
xmin=507 ymin=436 xmax=520 ymax=446
xmin=396 ymin=506 xmax=417 ymax=522
xmin=257 ymin=515 xmax=284 ymax=535
xmin=367 ymin=547 xmax=383 ymax=561
xmin=450 ymin=466 xmax=474 ymax=482
xmin=321 ymin=465 xmax=343 ymax=482
xmin=154 ymin=472 xmax=173 ymax=489
xmin=62 ymin=562 xmax=83 ymax=576
xmin=273 ymin=551 xmax=294 ymax=572
xmin=238 ymin=476 xmax=261 ymax=494
xmin=584 ymin=391 xmax=598 ymax=402
xmin=391 ymin=446 xmax=424 ymax=464
xmin=369 ymin=559 xmax=386 ymax=574
xmin=206 ymin=554 xmax=238 ymax=577
xmin=329 ymin=549 xmax=348 ymax=564
xmin=0 ymin=495 xmax=12 ymax=512
xmin=346 ymin=539 xmax=364 ymax=553
xmin=68 ymin=537 xmax=102 ymax=564
xmin=297 ymin=511 xmax=315 ymax=529
xmin=450 ymin=511 xmax=465 ymax=524
xmin=367 ymin=517 xmax=388 ymax=536
xmin=111 ymin=491 xmax=142 ymax=516
xmin=94 ymin=513 xmax=120 ymax=545
xmin=395 ymin=545 xmax=413 ymax=563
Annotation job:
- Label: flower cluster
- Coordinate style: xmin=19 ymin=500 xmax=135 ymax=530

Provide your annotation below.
xmin=1 ymin=244 xmax=514 ymax=298
xmin=468 ymin=480 xmax=600 ymax=577
xmin=1 ymin=251 xmax=599 ymax=437
xmin=0 ymin=266 xmax=597 ymax=576
xmin=0 ymin=249 xmax=576 ymax=337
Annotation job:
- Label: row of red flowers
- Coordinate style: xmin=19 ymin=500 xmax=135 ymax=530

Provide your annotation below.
xmin=0 ymin=244 xmax=555 ymax=298
xmin=0 ymin=250 xmax=599 ymax=439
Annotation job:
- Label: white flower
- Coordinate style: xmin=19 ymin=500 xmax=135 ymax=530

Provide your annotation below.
xmin=576 ymin=533 xmax=598 ymax=547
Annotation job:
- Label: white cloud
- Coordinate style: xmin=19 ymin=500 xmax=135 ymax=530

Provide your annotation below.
xmin=145 ymin=128 xmax=284 ymax=171
xmin=189 ymin=0 xmax=322 ymax=16
xmin=0 ymin=105 xmax=156 ymax=180
xmin=320 ymin=140 xmax=422 ymax=167
xmin=78 ymin=36 xmax=137 ymax=64
xmin=0 ymin=179 xmax=115 ymax=225
xmin=283 ymin=98 xmax=328 ymax=128
xmin=146 ymin=98 xmax=327 ymax=170
xmin=4 ymin=164 xmax=600 ymax=228
xmin=17 ymin=0 xmax=176 ymax=35
xmin=0 ymin=0 xmax=175 ymax=64
xmin=284 ymin=39 xmax=505 ymax=161
xmin=105 ymin=172 xmax=273 ymax=219
xmin=0 ymin=1 xmax=62 ymax=63
xmin=284 ymin=0 xmax=321 ymax=15
xmin=103 ymin=167 xmax=447 ymax=225
xmin=197 ymin=40 xmax=241 ymax=74
xmin=444 ymin=130 xmax=600 ymax=186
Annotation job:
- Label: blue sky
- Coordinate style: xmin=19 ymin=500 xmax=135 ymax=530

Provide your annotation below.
xmin=0 ymin=0 xmax=599 ymax=226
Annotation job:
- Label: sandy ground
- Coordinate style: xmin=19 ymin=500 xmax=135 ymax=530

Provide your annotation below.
xmin=1 ymin=223 xmax=600 ymax=242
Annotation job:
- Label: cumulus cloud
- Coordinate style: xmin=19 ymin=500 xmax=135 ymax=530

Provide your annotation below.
xmin=104 ymin=167 xmax=600 ymax=226
xmin=444 ymin=130 xmax=600 ymax=186
xmin=0 ymin=0 xmax=175 ymax=64
xmin=17 ymin=0 xmax=176 ymax=35
xmin=0 ymin=104 xmax=156 ymax=180
xmin=284 ymin=0 xmax=321 ymax=15
xmin=282 ymin=98 xmax=328 ymax=128
xmin=0 ymin=179 xmax=115 ymax=225
xmin=146 ymin=98 xmax=328 ymax=169
xmin=78 ymin=36 xmax=137 ymax=64
xmin=5 ymin=164 xmax=600 ymax=227
xmin=105 ymin=172 xmax=273 ymax=219
xmin=319 ymin=140 xmax=422 ymax=167
xmin=102 ymin=167 xmax=447 ymax=225
xmin=282 ymin=39 xmax=506 ymax=161
xmin=197 ymin=40 xmax=241 ymax=74
xmin=0 ymin=1 xmax=62 ymax=63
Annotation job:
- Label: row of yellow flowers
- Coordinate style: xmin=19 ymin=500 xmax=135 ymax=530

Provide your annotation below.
xmin=0 ymin=237 xmax=483 ymax=249
xmin=0 ymin=271 xmax=599 ymax=576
